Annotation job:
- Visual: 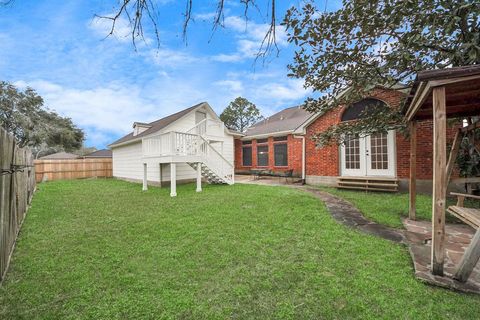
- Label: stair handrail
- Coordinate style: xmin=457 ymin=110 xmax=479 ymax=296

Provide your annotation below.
xmin=186 ymin=118 xmax=224 ymax=137
xmin=186 ymin=119 xmax=208 ymax=136
xmin=197 ymin=135 xmax=234 ymax=183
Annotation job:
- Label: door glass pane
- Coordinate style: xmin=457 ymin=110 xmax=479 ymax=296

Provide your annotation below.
xmin=370 ymin=133 xmax=388 ymax=170
xmin=345 ymin=135 xmax=360 ymax=169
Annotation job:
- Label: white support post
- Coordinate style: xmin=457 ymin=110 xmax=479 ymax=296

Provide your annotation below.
xmin=196 ymin=162 xmax=202 ymax=192
xmin=159 ymin=163 xmax=162 ymax=188
xmin=170 ymin=162 xmax=177 ymax=197
xmin=142 ymin=163 xmax=148 ymax=191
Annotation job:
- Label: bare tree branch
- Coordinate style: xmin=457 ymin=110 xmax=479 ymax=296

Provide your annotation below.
xmin=98 ymin=0 xmax=278 ymax=59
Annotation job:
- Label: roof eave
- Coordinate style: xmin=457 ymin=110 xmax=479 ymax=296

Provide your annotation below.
xmin=241 ymin=130 xmax=294 ymax=140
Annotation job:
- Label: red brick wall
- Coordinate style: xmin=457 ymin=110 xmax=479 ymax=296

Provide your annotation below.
xmin=304 ymin=87 xmax=460 ymax=179
xmin=396 ymin=120 xmax=460 ymax=179
xmin=234 ymin=134 xmax=303 ymax=176
xmin=305 ymin=107 xmax=343 ymax=177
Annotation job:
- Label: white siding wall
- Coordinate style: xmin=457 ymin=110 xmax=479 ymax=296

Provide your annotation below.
xmin=112 ymin=141 xmax=196 ymax=183
xmin=112 ymin=104 xmax=235 ymax=185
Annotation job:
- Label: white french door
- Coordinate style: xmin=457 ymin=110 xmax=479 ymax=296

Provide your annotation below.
xmin=341 ymin=130 xmax=395 ymax=177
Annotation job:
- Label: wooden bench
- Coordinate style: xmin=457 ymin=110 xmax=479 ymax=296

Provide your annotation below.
xmin=447 ymin=192 xmax=480 ymax=282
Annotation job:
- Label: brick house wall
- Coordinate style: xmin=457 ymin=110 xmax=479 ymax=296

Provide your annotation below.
xmin=304 ymin=87 xmax=460 ymax=185
xmin=234 ymin=134 xmax=303 ymax=176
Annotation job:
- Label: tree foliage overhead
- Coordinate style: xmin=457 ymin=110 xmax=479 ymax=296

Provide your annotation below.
xmin=220 ymin=97 xmax=263 ymax=132
xmin=0 ymin=81 xmax=84 ymax=155
xmin=283 ymin=0 xmax=480 ymax=146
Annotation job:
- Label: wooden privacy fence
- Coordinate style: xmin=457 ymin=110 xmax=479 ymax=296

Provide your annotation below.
xmin=0 ymin=128 xmax=36 ymax=282
xmin=34 ymin=158 xmax=112 ymax=183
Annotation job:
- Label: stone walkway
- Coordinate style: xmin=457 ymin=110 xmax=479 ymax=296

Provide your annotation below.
xmin=236 ymin=175 xmax=406 ymax=243
xmin=236 ymin=175 xmax=480 ymax=294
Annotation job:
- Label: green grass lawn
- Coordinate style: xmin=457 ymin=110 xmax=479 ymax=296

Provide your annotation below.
xmin=1 ymin=179 xmax=479 ymax=319
xmin=318 ymin=187 xmax=472 ymax=228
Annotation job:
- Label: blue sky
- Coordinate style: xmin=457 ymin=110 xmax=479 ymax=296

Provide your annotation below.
xmin=0 ymin=1 xmax=335 ymax=148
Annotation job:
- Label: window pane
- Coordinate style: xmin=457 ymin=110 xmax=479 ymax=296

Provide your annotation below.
xmin=242 ymin=140 xmax=252 ymax=145
xmin=274 ymin=143 xmax=288 ymax=166
xmin=257 ymin=145 xmax=269 ymax=166
xmin=256 ymin=138 xmax=268 ymax=144
xmin=273 ymin=136 xmax=288 ymax=141
xmin=370 ymin=132 xmax=388 ymax=170
xmin=345 ymin=135 xmax=360 ymax=169
xmin=242 ymin=147 xmax=252 ymax=166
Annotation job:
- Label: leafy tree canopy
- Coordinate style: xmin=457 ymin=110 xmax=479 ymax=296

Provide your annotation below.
xmin=0 ymin=81 xmax=84 ymax=156
xmin=220 ymin=97 xmax=263 ymax=132
xmin=284 ymin=0 xmax=480 ymax=146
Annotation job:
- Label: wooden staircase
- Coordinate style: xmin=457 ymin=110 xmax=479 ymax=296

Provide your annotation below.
xmin=337 ymin=176 xmax=398 ymax=192
xmin=188 ymin=162 xmax=233 ymax=185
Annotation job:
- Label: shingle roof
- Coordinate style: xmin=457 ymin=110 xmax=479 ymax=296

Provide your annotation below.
xmin=83 ymin=149 xmax=112 ymax=158
xmin=244 ymin=106 xmax=311 ymax=137
xmin=109 ymin=102 xmax=204 ymax=146
xmin=39 ymin=152 xmax=79 ymax=160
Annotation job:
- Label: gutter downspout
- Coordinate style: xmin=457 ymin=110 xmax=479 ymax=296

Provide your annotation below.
xmin=301 ymin=136 xmax=306 ymax=185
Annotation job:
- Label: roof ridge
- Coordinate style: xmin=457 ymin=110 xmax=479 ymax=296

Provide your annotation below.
xmin=109 ymin=102 xmax=207 ymax=147
xmin=148 ymin=102 xmax=204 ymax=125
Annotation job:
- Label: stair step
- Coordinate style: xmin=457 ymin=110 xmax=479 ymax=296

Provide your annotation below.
xmin=337 ymin=176 xmax=398 ymax=192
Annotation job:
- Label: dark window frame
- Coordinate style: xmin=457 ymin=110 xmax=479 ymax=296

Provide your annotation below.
xmin=273 ymin=136 xmax=288 ymax=142
xmin=242 ymin=146 xmax=252 ymax=167
xmin=274 ymin=143 xmax=288 ymax=167
xmin=341 ymin=98 xmax=388 ymax=122
xmin=256 ymin=145 xmax=269 ymax=167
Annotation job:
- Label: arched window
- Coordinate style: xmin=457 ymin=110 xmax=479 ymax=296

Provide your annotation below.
xmin=341 ymin=98 xmax=388 ymax=122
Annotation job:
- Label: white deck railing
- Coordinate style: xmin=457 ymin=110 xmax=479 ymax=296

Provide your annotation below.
xmin=142 ymin=131 xmax=234 ymax=184
xmin=142 ymin=131 xmax=199 ymax=157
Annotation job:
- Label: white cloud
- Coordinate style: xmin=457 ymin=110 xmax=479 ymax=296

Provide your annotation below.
xmin=214 ymin=80 xmax=244 ymax=92
xmin=194 ymin=12 xmax=217 ymax=20
xmin=146 ymin=48 xmax=201 ymax=68
xmin=211 ymin=53 xmax=243 ymax=62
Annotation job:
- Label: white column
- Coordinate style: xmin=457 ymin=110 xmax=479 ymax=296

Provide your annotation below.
xmin=170 ymin=162 xmax=177 ymax=197
xmin=142 ymin=163 xmax=148 ymax=191
xmin=196 ymin=162 xmax=202 ymax=192
xmin=159 ymin=163 xmax=162 ymax=188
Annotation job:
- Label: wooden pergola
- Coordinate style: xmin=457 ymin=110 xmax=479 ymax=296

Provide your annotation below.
xmin=404 ymin=65 xmax=480 ymax=280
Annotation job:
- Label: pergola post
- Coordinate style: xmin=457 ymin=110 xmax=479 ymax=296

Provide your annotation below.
xmin=409 ymin=121 xmax=417 ymax=220
xmin=431 ymin=86 xmax=447 ymax=276
xmin=196 ymin=162 xmax=202 ymax=192
xmin=170 ymin=163 xmax=177 ymax=197
xmin=142 ymin=163 xmax=148 ymax=191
